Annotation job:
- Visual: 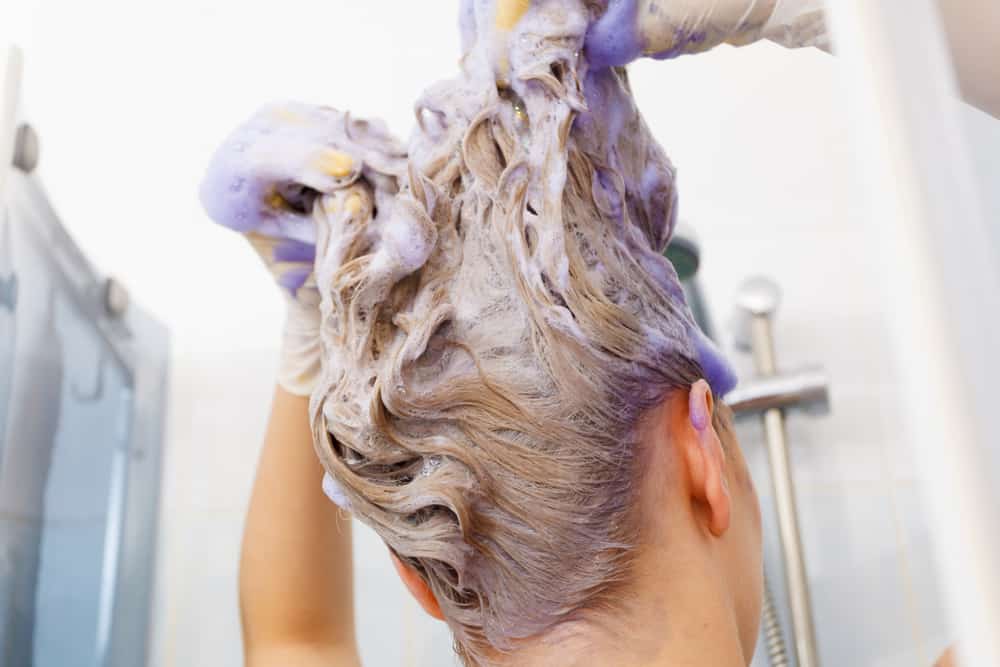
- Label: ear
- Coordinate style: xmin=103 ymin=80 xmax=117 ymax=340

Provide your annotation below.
xmin=390 ymin=550 xmax=445 ymax=621
xmin=678 ymin=380 xmax=731 ymax=538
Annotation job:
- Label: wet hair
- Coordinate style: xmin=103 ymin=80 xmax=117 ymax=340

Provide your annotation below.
xmin=309 ymin=2 xmax=729 ymax=664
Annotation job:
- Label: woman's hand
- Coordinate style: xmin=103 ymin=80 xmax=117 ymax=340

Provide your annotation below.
xmin=585 ymin=1 xmax=999 ymax=118
xmin=199 ymin=103 xmax=405 ymax=395
xmin=200 ymin=105 xmax=405 ymax=667
xmin=586 ymin=0 xmax=829 ymax=68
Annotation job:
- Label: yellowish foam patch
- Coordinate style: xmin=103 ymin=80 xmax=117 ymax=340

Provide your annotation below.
xmin=266 ymin=191 xmax=287 ymax=210
xmin=272 ymin=107 xmax=307 ymax=125
xmin=345 ymin=193 xmax=363 ymax=215
xmin=495 ymin=0 xmax=531 ymax=31
xmin=316 ymin=149 xmax=355 ymax=178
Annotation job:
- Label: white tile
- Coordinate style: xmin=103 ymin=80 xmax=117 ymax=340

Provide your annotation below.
xmin=751 ymin=484 xmax=920 ymax=667
xmin=891 ymin=481 xmax=956 ymax=659
xmin=352 ymin=521 xmax=465 ymax=665
xmin=409 ymin=613 xmax=461 ymax=667
xmin=150 ymin=511 xmax=244 ymax=667
xmin=740 ymin=416 xmax=888 ymax=499
xmin=353 ymin=520 xmax=410 ymax=667
xmin=159 ymin=348 xmax=276 ymax=515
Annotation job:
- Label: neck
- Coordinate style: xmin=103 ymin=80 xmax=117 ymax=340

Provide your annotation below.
xmin=492 ymin=542 xmax=748 ymax=667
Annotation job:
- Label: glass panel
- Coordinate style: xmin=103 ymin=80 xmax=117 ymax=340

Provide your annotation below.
xmin=0 ymin=183 xmax=140 ymax=667
xmin=32 ymin=310 xmax=132 ymax=667
xmin=964 ymin=105 xmax=1000 ymax=284
xmin=962 ymin=106 xmax=1000 ymax=483
xmin=0 ymin=200 xmax=60 ymax=666
xmin=0 ymin=211 xmax=15 ymax=458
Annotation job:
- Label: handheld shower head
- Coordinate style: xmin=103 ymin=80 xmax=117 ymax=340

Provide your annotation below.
xmin=664 ymin=221 xmax=701 ymax=282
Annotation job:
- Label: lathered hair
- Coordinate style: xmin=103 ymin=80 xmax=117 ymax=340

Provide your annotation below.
xmin=309 ymin=2 xmax=728 ymax=664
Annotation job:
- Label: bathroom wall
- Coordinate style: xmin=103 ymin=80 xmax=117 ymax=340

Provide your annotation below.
xmin=5 ymin=1 xmax=997 ymax=665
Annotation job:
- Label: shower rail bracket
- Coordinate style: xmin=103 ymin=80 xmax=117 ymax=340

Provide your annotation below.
xmin=734 ymin=275 xmax=824 ymax=667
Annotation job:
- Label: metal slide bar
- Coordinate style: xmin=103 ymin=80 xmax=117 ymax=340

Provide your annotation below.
xmin=727 ymin=366 xmax=830 ymax=418
xmin=737 ymin=277 xmax=820 ymax=667
xmin=823 ymin=2 xmax=1000 ymax=665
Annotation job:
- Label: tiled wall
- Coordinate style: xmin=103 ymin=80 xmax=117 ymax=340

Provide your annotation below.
xmin=12 ymin=1 xmax=996 ymax=664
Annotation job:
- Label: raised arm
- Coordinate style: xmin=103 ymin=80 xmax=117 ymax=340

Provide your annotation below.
xmin=240 ymin=388 xmax=360 ymax=667
xmin=585 ymin=0 xmax=999 ymax=119
xmin=584 ymin=0 xmax=828 ymax=67
xmin=199 ymin=103 xmax=406 ymax=667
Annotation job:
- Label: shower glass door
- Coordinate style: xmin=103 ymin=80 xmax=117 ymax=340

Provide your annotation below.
xmin=0 ymin=170 xmax=168 ymax=667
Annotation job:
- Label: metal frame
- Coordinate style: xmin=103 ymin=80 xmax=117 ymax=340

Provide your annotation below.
xmin=734 ymin=277 xmax=825 ymax=667
xmin=0 ymin=47 xmax=21 ymax=475
xmin=823 ymin=2 xmax=1000 ymax=665
xmin=1 ymin=47 xmax=23 ymax=203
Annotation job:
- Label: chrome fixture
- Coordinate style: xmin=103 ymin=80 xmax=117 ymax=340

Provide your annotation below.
xmin=727 ymin=366 xmax=829 ymax=417
xmin=13 ymin=123 xmax=39 ymax=173
xmin=734 ymin=276 xmax=823 ymax=667
xmin=104 ymin=278 xmax=130 ymax=319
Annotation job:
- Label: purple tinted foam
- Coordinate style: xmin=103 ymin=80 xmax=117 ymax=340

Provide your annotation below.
xmin=199 ymin=147 xmax=266 ymax=234
xmin=650 ymin=28 xmax=708 ymax=60
xmin=459 ymin=0 xmax=478 ymax=53
xmin=690 ymin=326 xmax=738 ymax=397
xmin=584 ymin=0 xmax=644 ymax=69
xmin=277 ymin=266 xmax=311 ymax=296
xmin=273 ymin=239 xmax=316 ymax=264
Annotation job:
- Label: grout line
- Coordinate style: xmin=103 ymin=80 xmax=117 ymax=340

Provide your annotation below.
xmin=875 ymin=403 xmax=929 ymax=665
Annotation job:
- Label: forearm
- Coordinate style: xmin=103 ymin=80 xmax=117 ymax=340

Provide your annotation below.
xmin=586 ymin=0 xmax=823 ymax=67
xmin=240 ymin=387 xmax=358 ymax=664
xmin=587 ymin=0 xmax=998 ymax=118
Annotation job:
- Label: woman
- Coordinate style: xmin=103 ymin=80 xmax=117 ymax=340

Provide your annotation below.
xmin=201 ymin=1 xmax=988 ymax=664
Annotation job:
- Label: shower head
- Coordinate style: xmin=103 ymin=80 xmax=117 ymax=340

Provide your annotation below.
xmin=735 ymin=275 xmax=782 ymax=318
xmin=665 ymin=221 xmax=701 ymax=281
xmin=733 ymin=275 xmax=782 ymax=352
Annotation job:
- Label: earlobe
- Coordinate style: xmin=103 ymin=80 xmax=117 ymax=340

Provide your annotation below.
xmin=686 ymin=380 xmax=731 ymax=538
xmin=390 ymin=550 xmax=446 ymax=621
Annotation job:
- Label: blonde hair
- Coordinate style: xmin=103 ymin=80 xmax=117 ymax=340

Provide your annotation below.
xmin=309 ymin=3 xmax=725 ymax=663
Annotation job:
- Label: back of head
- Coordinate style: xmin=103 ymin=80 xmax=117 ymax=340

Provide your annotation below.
xmin=310 ymin=1 xmax=734 ymax=663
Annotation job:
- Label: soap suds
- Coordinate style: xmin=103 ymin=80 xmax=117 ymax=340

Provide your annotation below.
xmin=308 ymin=2 xmax=734 ymax=660
xmin=202 ymin=2 xmax=737 ymax=664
